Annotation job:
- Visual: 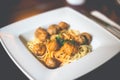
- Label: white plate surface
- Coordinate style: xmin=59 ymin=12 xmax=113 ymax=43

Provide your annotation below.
xmin=0 ymin=7 xmax=120 ymax=80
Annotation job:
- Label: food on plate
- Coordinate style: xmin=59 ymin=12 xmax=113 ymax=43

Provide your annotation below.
xmin=47 ymin=24 xmax=59 ymax=35
xmin=58 ymin=21 xmax=69 ymax=30
xmin=35 ymin=27 xmax=48 ymax=41
xmin=27 ymin=21 xmax=92 ymax=69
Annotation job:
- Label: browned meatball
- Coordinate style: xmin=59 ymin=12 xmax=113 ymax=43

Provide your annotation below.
xmin=74 ymin=35 xmax=86 ymax=45
xmin=32 ymin=43 xmax=46 ymax=56
xmin=50 ymin=34 xmax=57 ymax=40
xmin=46 ymin=39 xmax=60 ymax=51
xmin=47 ymin=24 xmax=59 ymax=35
xmin=35 ymin=27 xmax=48 ymax=41
xmin=61 ymin=42 xmax=78 ymax=56
xmin=81 ymin=32 xmax=92 ymax=44
xmin=45 ymin=58 xmax=60 ymax=69
xmin=58 ymin=21 xmax=69 ymax=30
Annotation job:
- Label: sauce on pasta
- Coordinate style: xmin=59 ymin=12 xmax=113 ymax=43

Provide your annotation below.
xmin=27 ymin=21 xmax=92 ymax=69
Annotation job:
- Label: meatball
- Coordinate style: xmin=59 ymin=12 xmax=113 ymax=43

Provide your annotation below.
xmin=45 ymin=58 xmax=60 ymax=69
xmin=61 ymin=42 xmax=78 ymax=56
xmin=81 ymin=32 xmax=92 ymax=44
xmin=50 ymin=34 xmax=57 ymax=40
xmin=58 ymin=21 xmax=69 ymax=30
xmin=35 ymin=27 xmax=48 ymax=41
xmin=74 ymin=35 xmax=86 ymax=45
xmin=47 ymin=24 xmax=59 ymax=35
xmin=32 ymin=44 xmax=46 ymax=56
xmin=47 ymin=39 xmax=60 ymax=51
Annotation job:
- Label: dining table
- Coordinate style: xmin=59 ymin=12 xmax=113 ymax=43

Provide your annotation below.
xmin=0 ymin=0 xmax=120 ymax=80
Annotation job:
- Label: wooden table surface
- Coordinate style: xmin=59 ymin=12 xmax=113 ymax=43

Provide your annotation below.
xmin=0 ymin=0 xmax=120 ymax=27
xmin=0 ymin=0 xmax=120 ymax=80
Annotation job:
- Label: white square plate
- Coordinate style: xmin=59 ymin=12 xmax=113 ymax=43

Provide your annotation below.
xmin=0 ymin=7 xmax=120 ymax=80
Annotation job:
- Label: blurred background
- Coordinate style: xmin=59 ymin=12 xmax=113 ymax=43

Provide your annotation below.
xmin=0 ymin=0 xmax=120 ymax=27
xmin=0 ymin=0 xmax=120 ymax=80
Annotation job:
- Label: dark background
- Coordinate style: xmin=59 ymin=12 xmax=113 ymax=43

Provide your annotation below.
xmin=0 ymin=0 xmax=120 ymax=80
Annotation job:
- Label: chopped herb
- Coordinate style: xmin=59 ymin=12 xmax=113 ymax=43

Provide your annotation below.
xmin=56 ymin=35 xmax=76 ymax=46
xmin=69 ymin=40 xmax=75 ymax=45
xmin=56 ymin=35 xmax=65 ymax=46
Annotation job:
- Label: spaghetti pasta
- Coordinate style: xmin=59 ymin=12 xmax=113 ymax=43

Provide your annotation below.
xmin=27 ymin=21 xmax=92 ymax=69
